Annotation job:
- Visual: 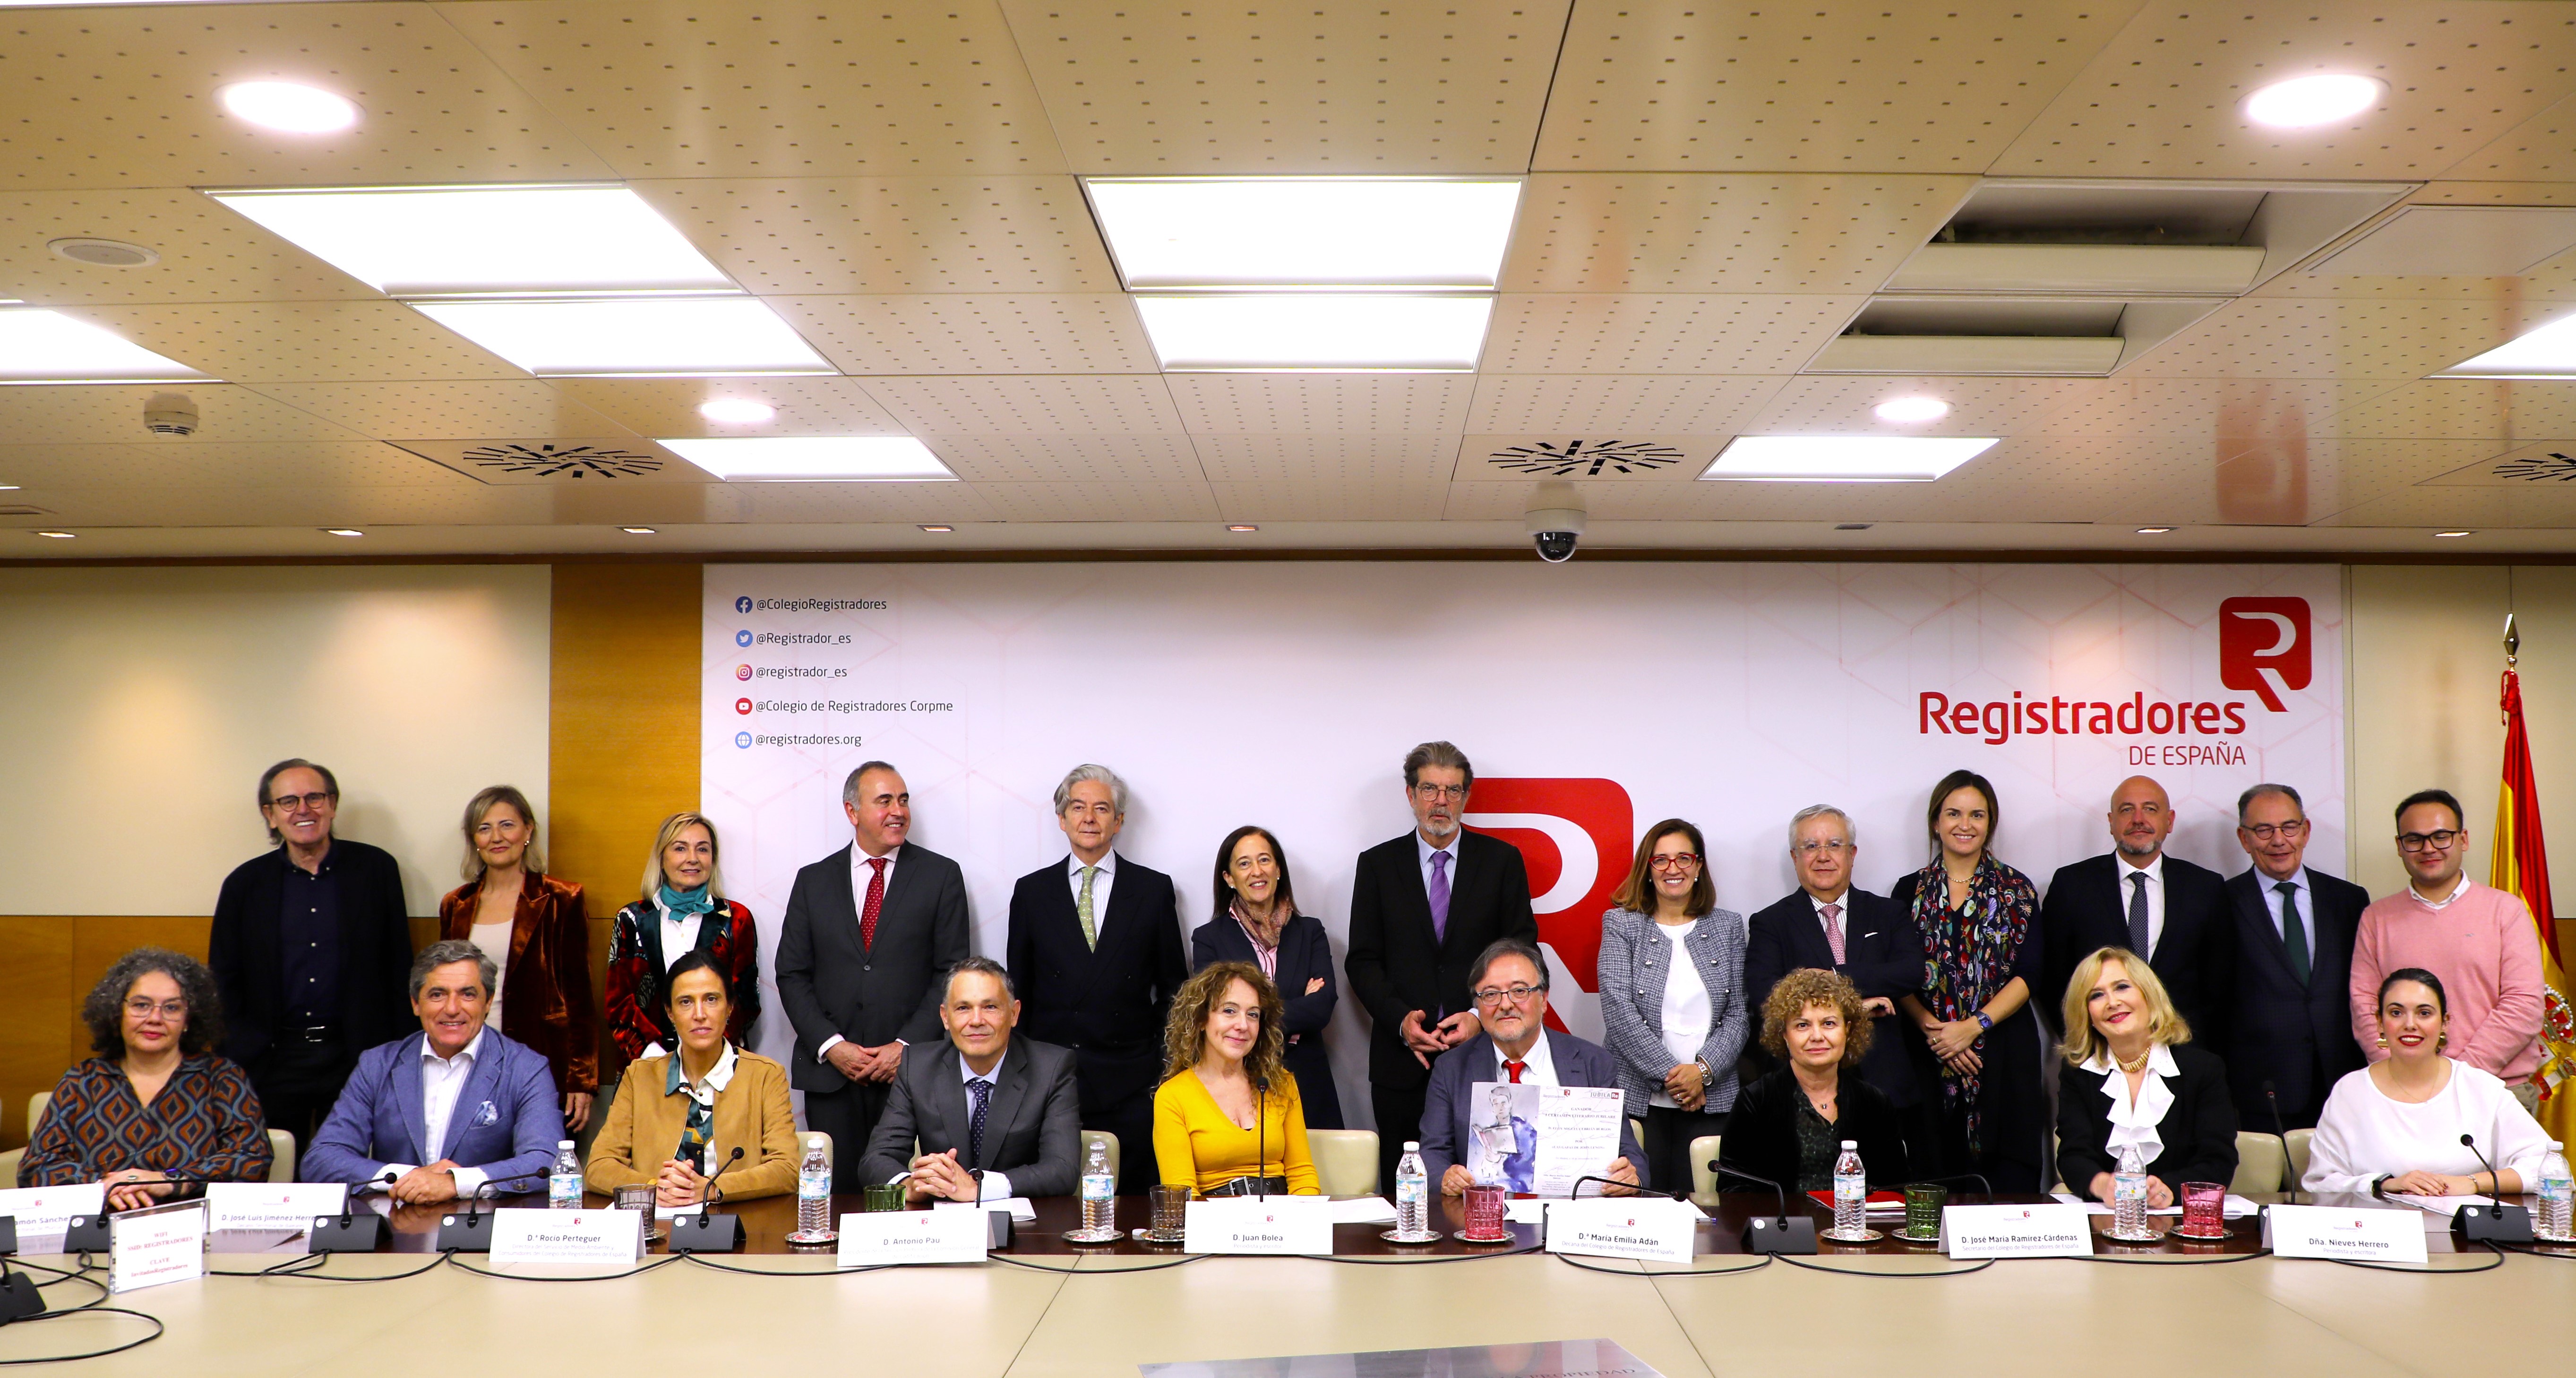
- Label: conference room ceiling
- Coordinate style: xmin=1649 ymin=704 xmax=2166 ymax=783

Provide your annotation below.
xmin=4 ymin=1 xmax=2576 ymax=559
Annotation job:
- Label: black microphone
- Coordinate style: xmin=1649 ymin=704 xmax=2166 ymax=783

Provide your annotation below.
xmin=2454 ymin=1132 xmax=2535 ymax=1243
xmin=698 ymin=1146 xmax=747 ymax=1208
xmin=1712 ymin=1163 xmax=1817 ymax=1254
xmin=1567 ymin=1174 xmax=1683 ymax=1201
xmin=2261 ymin=1081 xmax=2301 ymax=1206
xmin=432 ymin=1178 xmax=506 ymax=1253
xmin=669 ymin=1148 xmax=749 ymax=1255
xmin=312 ymin=1171 xmax=399 ymax=1253
xmin=1254 ymin=1076 xmax=1270 ymax=1203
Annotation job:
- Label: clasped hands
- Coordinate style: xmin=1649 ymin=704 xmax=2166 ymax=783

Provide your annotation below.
xmin=1920 ymin=1009 xmax=1985 ymax=1075
xmin=1398 ymin=1009 xmax=1482 ymax=1068
xmin=903 ymin=1148 xmax=984 ymax=1205
xmin=100 ymin=1167 xmax=177 ymax=1212
xmin=824 ymin=1039 xmax=905 ymax=1083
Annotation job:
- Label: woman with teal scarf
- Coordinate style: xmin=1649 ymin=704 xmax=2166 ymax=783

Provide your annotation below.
xmin=605 ymin=812 xmax=764 ymax=1070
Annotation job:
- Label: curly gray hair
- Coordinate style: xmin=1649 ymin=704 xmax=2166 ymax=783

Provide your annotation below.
xmin=83 ymin=947 xmax=223 ymax=1058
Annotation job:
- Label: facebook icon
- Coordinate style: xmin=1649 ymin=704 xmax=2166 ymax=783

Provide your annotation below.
xmin=735 ymin=596 xmax=753 ymax=614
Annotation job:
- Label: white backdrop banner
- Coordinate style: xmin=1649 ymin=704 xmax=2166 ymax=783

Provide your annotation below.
xmin=702 ymin=562 xmax=2346 ymax=1131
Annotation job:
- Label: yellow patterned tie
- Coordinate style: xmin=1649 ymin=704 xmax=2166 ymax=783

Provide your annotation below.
xmin=1078 ymin=865 xmax=1099 ymax=949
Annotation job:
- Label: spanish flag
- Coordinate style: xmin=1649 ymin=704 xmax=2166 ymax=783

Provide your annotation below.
xmin=2492 ymin=663 xmax=2576 ymax=1143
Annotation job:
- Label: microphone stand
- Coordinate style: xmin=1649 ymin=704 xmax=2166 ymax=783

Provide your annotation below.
xmin=433 ymin=1179 xmax=507 ymax=1253
xmin=1712 ymin=1164 xmax=1817 ymax=1254
xmin=314 ymin=1171 xmax=402 ymax=1253
xmin=670 ymin=1148 xmax=748 ymax=1254
xmin=2454 ymin=1133 xmax=2534 ymax=1243
xmin=2261 ymin=1081 xmax=2301 ymax=1207
xmin=1254 ymin=1077 xmax=1270 ymax=1202
xmin=964 ymin=1167 xmax=1013 ymax=1250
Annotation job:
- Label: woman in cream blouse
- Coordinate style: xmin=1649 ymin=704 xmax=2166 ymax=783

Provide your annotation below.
xmin=2306 ymin=967 xmax=2550 ymax=1198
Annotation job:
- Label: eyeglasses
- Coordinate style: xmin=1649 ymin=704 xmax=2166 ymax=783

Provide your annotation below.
xmin=1471 ymin=983 xmax=1545 ymax=1006
xmin=266 ymin=791 xmax=335 ymax=813
xmin=2396 ymin=829 xmax=2462 ymax=853
xmin=1791 ymin=840 xmax=1851 ymax=856
xmin=1648 ymin=853 xmax=1702 ymax=872
xmin=2240 ymin=820 xmax=2307 ymax=841
xmin=1412 ymin=784 xmax=1469 ymax=801
xmin=123 ymin=998 xmax=186 ymax=1019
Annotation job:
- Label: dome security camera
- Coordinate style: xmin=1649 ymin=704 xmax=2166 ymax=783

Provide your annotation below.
xmin=143 ymin=393 xmax=199 ymax=437
xmin=1524 ymin=480 xmax=1586 ymax=563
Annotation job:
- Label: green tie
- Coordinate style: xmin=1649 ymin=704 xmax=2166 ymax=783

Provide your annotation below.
xmin=1078 ymin=865 xmax=1099 ymax=950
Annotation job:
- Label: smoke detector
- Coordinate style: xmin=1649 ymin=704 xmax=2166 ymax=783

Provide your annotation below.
xmin=49 ymin=238 xmax=160 ymax=268
xmin=143 ymin=393 xmax=199 ymax=436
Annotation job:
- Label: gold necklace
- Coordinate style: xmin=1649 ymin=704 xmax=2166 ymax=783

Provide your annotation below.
xmin=2114 ymin=1046 xmax=2154 ymax=1073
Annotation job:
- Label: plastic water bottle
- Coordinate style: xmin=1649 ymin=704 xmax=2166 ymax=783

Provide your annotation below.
xmin=2538 ymin=1140 xmax=2574 ymax=1241
xmin=1832 ymin=1140 xmax=1865 ymax=1237
xmin=2112 ymin=1142 xmax=2150 ymax=1238
xmin=547 ymin=1139 xmax=582 ymax=1209
xmin=796 ymin=1134 xmax=832 ymax=1237
xmin=1080 ymin=1141 xmax=1116 ymax=1234
xmin=1395 ymin=1140 xmax=1430 ymax=1237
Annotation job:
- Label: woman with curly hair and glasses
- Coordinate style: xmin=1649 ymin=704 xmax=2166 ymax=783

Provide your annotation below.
xmin=19 ymin=947 xmax=274 ymax=1206
xmin=1151 ymin=961 xmax=1319 ymax=1196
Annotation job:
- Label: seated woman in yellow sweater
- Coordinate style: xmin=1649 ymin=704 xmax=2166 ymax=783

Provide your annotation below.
xmin=1154 ymin=961 xmax=1320 ymax=1197
xmin=585 ymin=952 xmax=799 ymax=1205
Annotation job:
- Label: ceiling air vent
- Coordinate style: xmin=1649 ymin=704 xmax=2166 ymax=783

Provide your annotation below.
xmin=0 ymin=504 xmax=52 ymax=517
xmin=1481 ymin=438 xmax=1688 ymax=477
xmin=2421 ymin=444 xmax=2576 ymax=487
xmin=396 ymin=439 xmax=686 ymax=484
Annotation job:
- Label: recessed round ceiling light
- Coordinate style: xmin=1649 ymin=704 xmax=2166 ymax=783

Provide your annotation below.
xmin=2243 ymin=74 xmax=2383 ymax=129
xmin=2136 ymin=526 xmax=2174 ymax=535
xmin=621 ymin=526 xmax=657 ymax=535
xmin=219 ymin=81 xmax=362 ymax=135
xmin=698 ymin=398 xmax=777 ymax=425
xmin=1227 ymin=524 xmax=1259 ymax=533
xmin=1872 ymin=396 xmax=1950 ymax=424
xmin=33 ymin=530 xmax=74 ymax=539
xmin=2434 ymin=530 xmax=2473 ymax=538
xmin=49 ymin=238 xmax=160 ymax=268
xmin=324 ymin=528 xmax=363 ymax=537
xmin=918 ymin=524 xmax=954 ymax=533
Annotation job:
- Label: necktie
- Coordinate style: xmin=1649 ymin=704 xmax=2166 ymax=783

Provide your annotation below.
xmin=2277 ymin=881 xmax=2311 ymax=986
xmin=966 ymin=1076 xmax=992 ymax=1170
xmin=1428 ymin=851 xmax=1452 ymax=943
xmin=1504 ymin=1059 xmax=1525 ymax=1084
xmin=2127 ymin=872 xmax=2151 ymax=957
xmin=1820 ymin=901 xmax=1846 ymax=965
xmin=859 ymin=855 xmax=888 ymax=949
xmin=1077 ymin=865 xmax=1099 ymax=950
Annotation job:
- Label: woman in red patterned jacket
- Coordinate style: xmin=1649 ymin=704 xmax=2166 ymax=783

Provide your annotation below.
xmin=605 ymin=812 xmax=761 ymax=1072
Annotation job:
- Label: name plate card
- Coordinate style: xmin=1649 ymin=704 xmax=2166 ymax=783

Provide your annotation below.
xmin=206 ymin=1182 xmax=348 ymax=1232
xmin=2265 ymin=1204 xmax=2430 ymax=1264
xmin=836 ymin=1208 xmax=991 ymax=1266
xmin=1942 ymin=1203 xmax=2095 ymax=1258
xmin=0 ymin=1183 xmax=106 ymax=1239
xmin=488 ymin=1208 xmax=645 ymax=1266
xmin=1183 ymin=1197 xmax=1333 ymax=1255
xmin=1543 ymin=1197 xmax=1698 ymax=1265
xmin=108 ymin=1200 xmax=206 ymax=1294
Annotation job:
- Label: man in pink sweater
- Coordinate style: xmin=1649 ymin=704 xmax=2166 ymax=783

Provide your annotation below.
xmin=2351 ymin=788 xmax=2548 ymax=1112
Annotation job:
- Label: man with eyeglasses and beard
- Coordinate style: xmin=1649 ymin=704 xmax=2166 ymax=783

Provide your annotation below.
xmin=2222 ymin=783 xmax=2370 ymax=1130
xmin=1417 ymin=939 xmax=1641 ymax=1197
xmin=209 ymin=758 xmax=416 ymax=1148
xmin=2351 ymin=788 xmax=2549 ymax=1114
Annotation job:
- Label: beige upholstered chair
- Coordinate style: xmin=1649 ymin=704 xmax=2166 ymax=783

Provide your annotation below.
xmin=1688 ymin=1134 xmax=1724 ymax=1209
xmin=2231 ymin=1131 xmax=2285 ymax=1194
xmin=1306 ymin=1128 xmax=1378 ymax=1197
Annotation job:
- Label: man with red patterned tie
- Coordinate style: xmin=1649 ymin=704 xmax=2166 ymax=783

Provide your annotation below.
xmin=777 ymin=762 xmax=971 ymax=1165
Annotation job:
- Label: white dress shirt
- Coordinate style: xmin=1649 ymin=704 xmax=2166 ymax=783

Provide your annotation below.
xmin=1649 ymin=920 xmax=1709 ymax=1110
xmin=376 ymin=1027 xmax=491 ymax=1197
xmin=2410 ymin=873 xmax=2472 ymax=911
xmin=1809 ymin=889 xmax=1849 ymax=958
xmin=1417 ymin=831 xmax=1461 ymax=899
xmin=2303 ymin=1060 xmax=2553 ymax=1196
xmin=819 ymin=843 xmax=902 ymax=1059
xmin=637 ymin=897 xmax=711 ymax=1061
xmin=2078 ymin=1041 xmax=2180 ymax=1167
xmin=881 ymin=1051 xmax=1015 ymax=1201
xmin=1066 ymin=851 xmax=1117 ymax=934
xmin=1490 ymin=1029 xmax=1559 ymax=1088
xmin=2116 ymin=854 xmax=2167 ymax=956
xmin=2258 ymin=867 xmax=2316 ymax=942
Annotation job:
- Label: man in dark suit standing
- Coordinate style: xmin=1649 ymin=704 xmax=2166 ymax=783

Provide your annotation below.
xmin=859 ymin=957 xmax=1083 ymax=1203
xmin=776 ymin=761 xmax=971 ymax=1164
xmin=1743 ymin=804 xmax=1932 ymax=1161
xmin=1346 ymin=741 xmax=1537 ymax=1194
xmin=1006 ymin=764 xmax=1185 ymax=1195
xmin=2039 ymin=775 xmax=2234 ymax=1045
xmin=2222 ymin=783 xmax=2369 ymax=1130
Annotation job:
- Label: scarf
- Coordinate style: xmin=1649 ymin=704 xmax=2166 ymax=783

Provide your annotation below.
xmin=1905 ymin=854 xmax=2034 ymax=1156
xmin=1230 ymin=897 xmax=1294 ymax=981
xmin=658 ymin=884 xmax=717 ymax=920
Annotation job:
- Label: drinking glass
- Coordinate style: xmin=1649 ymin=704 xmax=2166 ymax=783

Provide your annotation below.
xmin=1901 ymin=1182 xmax=1947 ymax=1240
xmin=2180 ymin=1181 xmax=2227 ymax=1238
xmin=861 ymin=1183 xmax=907 ymax=1213
xmin=1148 ymin=1185 xmax=1191 ymax=1241
xmin=1461 ymin=1183 xmax=1509 ymax=1242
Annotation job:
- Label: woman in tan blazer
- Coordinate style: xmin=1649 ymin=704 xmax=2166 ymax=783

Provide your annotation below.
xmin=585 ymin=951 xmax=799 ymax=1205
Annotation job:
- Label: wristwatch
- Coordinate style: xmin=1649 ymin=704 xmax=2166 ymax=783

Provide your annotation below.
xmin=2370 ymin=1174 xmax=2393 ymax=1199
xmin=1973 ymin=1012 xmax=1995 ymax=1033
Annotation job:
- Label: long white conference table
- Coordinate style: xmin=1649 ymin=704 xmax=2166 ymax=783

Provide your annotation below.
xmin=2 ymin=1192 xmax=2568 ymax=1378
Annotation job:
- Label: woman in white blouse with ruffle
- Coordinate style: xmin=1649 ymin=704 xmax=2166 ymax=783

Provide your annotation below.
xmin=2305 ymin=966 xmax=2551 ymax=1198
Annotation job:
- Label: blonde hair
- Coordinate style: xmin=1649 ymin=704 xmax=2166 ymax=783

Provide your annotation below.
xmin=640 ymin=811 xmax=727 ymax=904
xmin=2058 ymin=947 xmax=2191 ymax=1064
xmin=1161 ymin=961 xmax=1288 ymax=1090
xmin=459 ymin=785 xmax=542 ymax=881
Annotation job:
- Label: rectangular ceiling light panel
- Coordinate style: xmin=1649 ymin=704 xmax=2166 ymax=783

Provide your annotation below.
xmin=1133 ymin=294 xmax=1493 ymax=372
xmin=1086 ymin=178 xmax=1522 ymax=290
xmin=1701 ymin=435 xmax=1998 ymax=482
xmin=412 ymin=298 xmax=833 ymax=376
xmin=2438 ymin=312 xmax=2576 ymax=379
xmin=0 ymin=308 xmax=208 ymax=383
xmin=208 ymin=185 xmax=734 ymax=297
xmin=658 ymin=436 xmax=955 ymax=482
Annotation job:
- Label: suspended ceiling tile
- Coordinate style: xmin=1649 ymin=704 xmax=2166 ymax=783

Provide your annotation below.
xmin=921 ymin=433 xmax=1204 ymax=483
xmin=1992 ymin=1 xmax=2576 ymax=179
xmin=552 ymin=377 xmax=909 ymax=438
xmin=766 ymin=294 xmax=1156 ymax=375
xmin=1748 ymin=376 xmax=2104 ymax=435
xmin=2032 ymin=378 xmax=2405 ymax=440
xmin=1500 ymin=174 xmax=1974 ymax=293
xmin=0 ymin=382 xmax=368 ymax=445
xmin=447 ymin=0 xmax=1067 ymax=176
xmin=1164 ymin=373 xmax=1474 ymax=433
xmin=2440 ymin=89 xmax=2576 ymax=183
xmin=1481 ymin=294 xmax=1861 ymax=374
xmin=2319 ymin=379 xmax=2576 ymax=439
xmin=1189 ymin=432 xmax=1458 ymax=482
xmin=857 ymin=374 xmax=1186 ymax=435
xmin=69 ymin=300 xmax=525 ymax=383
xmin=998 ymin=0 xmax=1571 ymax=173
xmin=1534 ymin=1 xmax=2141 ymax=172
xmin=247 ymin=380 xmax=634 ymax=440
xmin=2119 ymin=297 xmax=2576 ymax=380
xmin=964 ymin=480 xmax=1219 ymax=522
xmin=2307 ymin=483 xmax=2576 ymax=529
xmin=0 ymin=2 xmax=616 ymax=190
xmin=714 ymin=482 xmax=1005 ymax=525
xmin=0 ymin=439 xmax=468 ymax=490
xmin=2408 ymin=181 xmax=2576 ymax=207
xmin=1465 ymin=374 xmax=1781 ymax=432
xmin=0 ymin=190 xmax=366 ymax=306
xmin=0 ymin=483 xmax=562 ymax=527
xmin=1209 ymin=476 xmax=1450 ymax=521
xmin=628 ymin=177 xmax=1117 ymax=294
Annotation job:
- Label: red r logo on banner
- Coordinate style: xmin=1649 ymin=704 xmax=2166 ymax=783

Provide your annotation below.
xmin=1462 ymin=778 xmax=1633 ymax=1033
xmin=2219 ymin=596 xmax=2311 ymax=713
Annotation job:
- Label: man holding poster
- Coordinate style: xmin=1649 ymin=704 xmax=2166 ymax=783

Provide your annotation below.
xmin=1419 ymin=940 xmax=1642 ymax=1197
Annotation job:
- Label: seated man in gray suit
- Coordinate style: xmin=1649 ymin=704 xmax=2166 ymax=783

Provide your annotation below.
xmin=859 ymin=956 xmax=1082 ymax=1204
xmin=1418 ymin=939 xmax=1643 ymax=1197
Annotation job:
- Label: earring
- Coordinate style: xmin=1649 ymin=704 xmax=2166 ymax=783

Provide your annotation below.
xmin=2438 ymin=1033 xmax=2448 ymax=1048
xmin=2375 ymin=1035 xmax=2388 ymax=1049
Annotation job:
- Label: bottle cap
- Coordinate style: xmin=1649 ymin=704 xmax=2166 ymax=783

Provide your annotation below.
xmin=558 ymin=1139 xmax=574 ymax=1149
xmin=1841 ymin=1140 xmax=1857 ymax=1149
xmin=1404 ymin=1141 xmax=1419 ymax=1151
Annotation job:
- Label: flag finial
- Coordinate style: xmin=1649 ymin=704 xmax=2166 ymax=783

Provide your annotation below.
xmin=2505 ymin=611 xmax=2519 ymax=666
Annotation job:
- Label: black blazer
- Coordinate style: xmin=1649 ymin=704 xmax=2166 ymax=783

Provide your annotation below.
xmin=2220 ymin=866 xmax=2370 ymax=1129
xmin=1344 ymin=829 xmax=1537 ymax=1094
xmin=1005 ymin=854 xmax=1187 ymax=1111
xmin=2053 ymin=1041 xmax=2240 ymax=1198
xmin=1717 ymin=1068 xmax=1910 ymax=1195
xmin=2039 ymin=853 xmax=2235 ymax=1048
xmin=856 ymin=1035 xmax=1083 ymax=1197
xmin=774 ymin=842 xmax=972 ymax=1094
xmin=207 ymin=839 xmax=415 ymax=1069
xmin=1192 ymin=911 xmax=1345 ymax=1129
xmin=1743 ymin=888 xmax=1928 ymax=1107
